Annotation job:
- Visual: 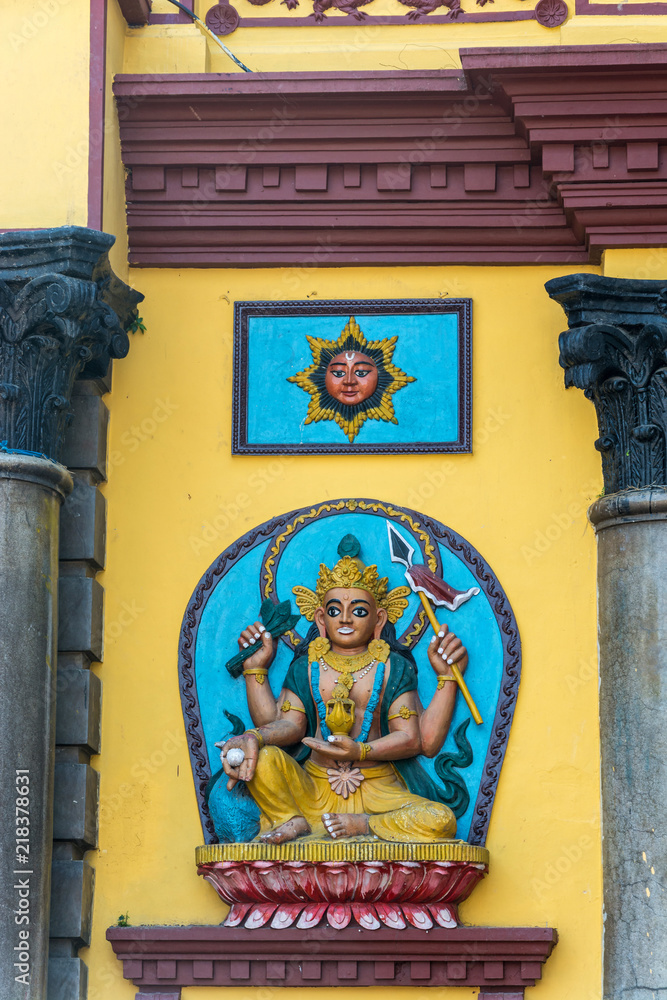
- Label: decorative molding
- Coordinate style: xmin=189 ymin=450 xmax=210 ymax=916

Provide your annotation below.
xmin=89 ymin=0 xmax=107 ymax=230
xmin=149 ymin=0 xmax=194 ymax=23
xmin=575 ymin=0 xmax=667 ymax=15
xmin=107 ymin=925 xmax=558 ymax=994
xmin=203 ymin=0 xmax=565 ymax=25
xmin=114 ymin=47 xmax=667 ymax=267
xmin=547 ymin=273 xmax=667 ymax=494
xmin=0 ymin=228 xmax=142 ymax=461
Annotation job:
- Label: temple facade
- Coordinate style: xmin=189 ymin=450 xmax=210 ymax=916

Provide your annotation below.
xmin=2 ymin=3 xmax=667 ymax=1000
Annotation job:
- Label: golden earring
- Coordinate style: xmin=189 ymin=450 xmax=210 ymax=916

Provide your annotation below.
xmin=309 ymin=636 xmax=331 ymax=660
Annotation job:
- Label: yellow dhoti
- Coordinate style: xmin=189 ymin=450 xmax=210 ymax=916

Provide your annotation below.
xmin=248 ymin=745 xmax=456 ymax=843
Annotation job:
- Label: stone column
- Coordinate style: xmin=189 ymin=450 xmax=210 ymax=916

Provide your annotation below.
xmin=0 ymin=228 xmax=142 ymax=1000
xmin=546 ymin=273 xmax=667 ymax=1000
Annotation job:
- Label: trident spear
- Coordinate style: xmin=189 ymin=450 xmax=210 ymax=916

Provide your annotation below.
xmin=387 ymin=522 xmax=483 ymax=725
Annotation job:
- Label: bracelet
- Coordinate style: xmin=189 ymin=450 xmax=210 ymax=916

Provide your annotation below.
xmin=437 ymin=675 xmax=457 ymax=690
xmin=281 ymin=699 xmax=306 ymax=715
xmin=358 ymin=742 xmax=372 ymax=762
xmin=243 ymin=668 xmax=268 ymax=685
xmin=244 ymin=728 xmax=266 ymax=750
xmin=388 ymin=705 xmax=418 ymax=721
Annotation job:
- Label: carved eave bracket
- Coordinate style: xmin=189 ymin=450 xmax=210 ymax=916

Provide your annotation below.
xmin=117 ymin=0 xmax=152 ymax=26
xmin=547 ymin=273 xmax=667 ymax=494
xmin=0 ymin=227 xmax=143 ymax=461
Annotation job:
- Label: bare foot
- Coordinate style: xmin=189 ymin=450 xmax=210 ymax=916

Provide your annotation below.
xmin=259 ymin=816 xmax=310 ymax=844
xmin=322 ymin=812 xmax=370 ymax=839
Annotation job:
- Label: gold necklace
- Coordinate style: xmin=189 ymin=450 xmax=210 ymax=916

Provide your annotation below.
xmin=323 ymin=649 xmax=375 ymax=672
xmin=323 ymin=658 xmax=376 ymax=692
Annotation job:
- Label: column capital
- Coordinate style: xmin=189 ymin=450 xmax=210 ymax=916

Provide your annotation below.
xmin=0 ymin=227 xmax=143 ymax=462
xmin=546 ymin=273 xmax=667 ymax=495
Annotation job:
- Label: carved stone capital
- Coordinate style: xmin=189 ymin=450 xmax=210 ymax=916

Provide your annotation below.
xmin=0 ymin=227 xmax=143 ymax=461
xmin=546 ymin=273 xmax=667 ymax=494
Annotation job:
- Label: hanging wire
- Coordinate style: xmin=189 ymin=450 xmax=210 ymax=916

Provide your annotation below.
xmin=163 ymin=0 xmax=253 ymax=73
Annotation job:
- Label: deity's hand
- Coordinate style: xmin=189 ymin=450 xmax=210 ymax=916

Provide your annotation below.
xmin=238 ymin=621 xmax=276 ymax=673
xmin=427 ymin=624 xmax=468 ymax=676
xmin=219 ymin=733 xmax=260 ymax=790
xmin=302 ymin=735 xmax=360 ymax=761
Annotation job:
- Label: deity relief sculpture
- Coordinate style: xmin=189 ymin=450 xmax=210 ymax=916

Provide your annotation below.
xmin=217 ymin=535 xmax=469 ymax=845
xmin=287 ymin=317 xmax=416 ymax=442
xmin=186 ymin=500 xmax=520 ymax=931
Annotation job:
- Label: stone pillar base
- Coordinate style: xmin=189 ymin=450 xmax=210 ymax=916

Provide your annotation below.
xmin=590 ymin=487 xmax=667 ymax=1000
xmin=0 ymin=454 xmax=71 ymax=1000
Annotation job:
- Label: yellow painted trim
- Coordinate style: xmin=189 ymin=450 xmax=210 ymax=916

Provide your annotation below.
xmin=196 ymin=840 xmax=490 ymax=864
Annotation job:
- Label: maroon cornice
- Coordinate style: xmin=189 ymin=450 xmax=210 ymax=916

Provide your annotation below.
xmin=114 ymin=48 xmax=667 ymax=267
xmin=460 ymin=42 xmax=667 ymax=71
xmin=107 ymin=924 xmax=558 ymax=995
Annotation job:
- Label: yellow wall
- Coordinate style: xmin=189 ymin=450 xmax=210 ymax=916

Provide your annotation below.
xmin=0 ymin=0 xmax=90 ymax=229
xmin=32 ymin=5 xmax=667 ymax=999
xmin=81 ymin=261 xmax=604 ymax=999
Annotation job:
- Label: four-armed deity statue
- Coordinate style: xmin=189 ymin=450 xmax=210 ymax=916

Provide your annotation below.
xmin=184 ymin=500 xmax=518 ymax=932
xmin=218 ymin=535 xmax=469 ymax=846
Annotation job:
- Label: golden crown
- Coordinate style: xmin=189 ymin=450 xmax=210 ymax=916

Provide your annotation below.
xmin=292 ymin=536 xmax=410 ymax=624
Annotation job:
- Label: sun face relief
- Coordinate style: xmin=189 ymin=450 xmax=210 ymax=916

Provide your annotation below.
xmin=287 ymin=316 xmax=416 ymax=443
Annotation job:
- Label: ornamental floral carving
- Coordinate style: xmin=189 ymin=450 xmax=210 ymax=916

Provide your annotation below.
xmin=205 ymin=1 xmax=241 ymax=32
xmin=199 ymin=858 xmax=487 ymax=930
xmin=534 ymin=0 xmax=568 ymax=25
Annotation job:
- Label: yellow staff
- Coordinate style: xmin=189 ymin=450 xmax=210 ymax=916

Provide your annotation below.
xmin=417 ymin=591 xmax=482 ymax=725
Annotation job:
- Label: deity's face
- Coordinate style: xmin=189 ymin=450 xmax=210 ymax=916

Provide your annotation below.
xmin=325 ymin=352 xmax=379 ymax=406
xmin=314 ymin=587 xmax=387 ymax=653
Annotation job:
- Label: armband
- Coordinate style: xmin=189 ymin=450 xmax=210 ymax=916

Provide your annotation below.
xmin=281 ymin=699 xmax=306 ymax=714
xmin=388 ymin=705 xmax=418 ymax=721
